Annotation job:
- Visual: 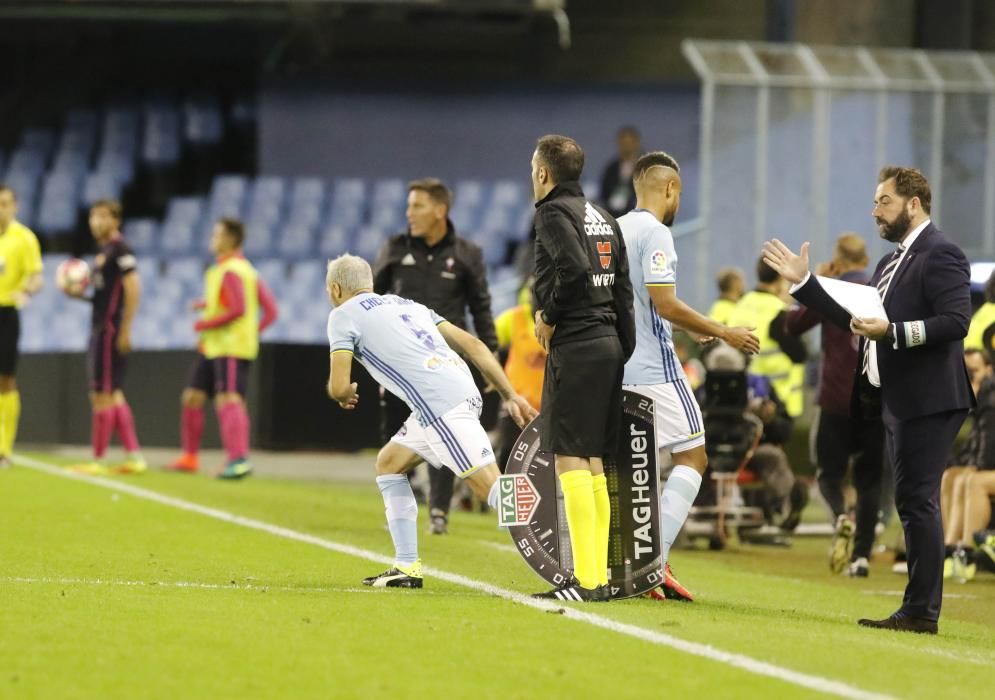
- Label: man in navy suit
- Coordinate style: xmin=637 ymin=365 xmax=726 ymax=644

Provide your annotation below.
xmin=763 ymin=166 xmax=974 ymax=634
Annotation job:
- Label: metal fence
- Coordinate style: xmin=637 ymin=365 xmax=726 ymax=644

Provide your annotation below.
xmin=680 ymin=39 xmax=995 ymax=310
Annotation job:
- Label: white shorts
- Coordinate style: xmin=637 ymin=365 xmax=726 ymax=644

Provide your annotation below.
xmin=625 ymin=379 xmax=706 ymax=454
xmin=390 ymin=400 xmax=496 ymax=478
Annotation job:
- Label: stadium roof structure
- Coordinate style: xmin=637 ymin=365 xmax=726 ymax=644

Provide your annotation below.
xmin=678 ymin=40 xmax=995 ymax=307
xmin=683 ymin=40 xmax=995 ymax=93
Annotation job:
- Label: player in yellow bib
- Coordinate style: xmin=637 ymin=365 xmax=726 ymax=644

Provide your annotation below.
xmin=170 ymin=219 xmax=278 ymax=479
xmin=0 ymin=185 xmax=43 ymax=467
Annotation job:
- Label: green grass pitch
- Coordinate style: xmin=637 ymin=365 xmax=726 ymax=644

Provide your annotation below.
xmin=2 ymin=451 xmax=994 ymax=699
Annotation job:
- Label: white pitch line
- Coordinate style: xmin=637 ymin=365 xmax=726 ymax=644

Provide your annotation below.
xmin=0 ymin=576 xmax=477 ymax=597
xmin=0 ymin=576 xmax=366 ymax=594
xmin=15 ymin=454 xmax=892 ymax=700
xmin=476 ymin=539 xmax=519 ymax=554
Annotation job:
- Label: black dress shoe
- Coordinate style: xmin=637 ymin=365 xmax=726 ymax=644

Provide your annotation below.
xmin=857 ymin=614 xmax=937 ymax=635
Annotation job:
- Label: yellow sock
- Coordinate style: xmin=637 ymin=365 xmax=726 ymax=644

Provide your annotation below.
xmin=0 ymin=391 xmax=19 ymax=456
xmin=559 ymin=470 xmax=597 ymax=589
xmin=592 ymin=473 xmax=611 ymax=586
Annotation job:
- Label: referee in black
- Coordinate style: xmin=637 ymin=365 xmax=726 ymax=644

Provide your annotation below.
xmin=372 ymin=178 xmax=497 ymax=534
xmin=529 ymin=135 xmax=636 ymax=601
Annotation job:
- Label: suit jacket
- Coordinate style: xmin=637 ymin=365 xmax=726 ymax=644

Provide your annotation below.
xmin=791 ymin=223 xmax=974 ymax=421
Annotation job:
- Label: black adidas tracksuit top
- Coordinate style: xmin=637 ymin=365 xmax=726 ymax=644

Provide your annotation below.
xmin=372 ymin=222 xmax=498 ymax=352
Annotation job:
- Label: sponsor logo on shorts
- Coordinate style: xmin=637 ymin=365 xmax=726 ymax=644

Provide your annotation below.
xmin=497 ymin=474 xmax=541 ymax=527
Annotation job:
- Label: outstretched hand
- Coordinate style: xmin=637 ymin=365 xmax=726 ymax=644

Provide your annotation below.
xmin=723 ymin=326 xmax=760 ymax=355
xmin=506 ymin=394 xmax=538 ymax=428
xmin=762 ymin=239 xmax=810 ymax=285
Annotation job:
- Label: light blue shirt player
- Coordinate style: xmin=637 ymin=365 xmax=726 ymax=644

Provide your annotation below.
xmin=327 ymin=293 xmax=480 ymax=426
xmin=324 ymin=254 xmax=536 ymax=590
xmin=618 ymin=208 xmax=685 ymax=386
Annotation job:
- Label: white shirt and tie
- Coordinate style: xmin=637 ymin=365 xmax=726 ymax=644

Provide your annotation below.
xmin=791 ymin=219 xmax=931 ymax=388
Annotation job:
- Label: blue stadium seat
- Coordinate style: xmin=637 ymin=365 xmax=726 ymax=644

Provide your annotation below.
xmin=255 ymin=259 xmax=287 ymax=290
xmin=18 ymin=128 xmax=56 ymax=158
xmin=286 ymin=201 xmax=322 ymax=232
xmin=318 ymin=224 xmax=353 ymax=258
xmin=454 ymin=180 xmax=487 ymax=208
xmin=244 ymin=224 xmax=274 ymax=257
xmin=3 ymin=171 xmax=38 ymax=207
xmin=326 ymin=203 xmax=364 ymax=230
xmin=141 ymin=103 xmax=181 ymax=166
xmin=332 ymin=177 xmax=366 ymax=204
xmin=290 ymin=177 xmax=325 ymax=207
xmin=51 ymin=151 xmax=89 ymax=180
xmin=58 ymin=130 xmax=95 ymax=160
xmin=478 ymin=207 xmax=515 ymax=236
xmin=82 ymin=172 xmax=123 ymax=207
xmin=165 ymin=197 xmax=205 ymax=226
xmin=124 ymin=219 xmax=158 ymax=254
xmin=101 ymin=127 xmax=138 ymax=156
xmin=252 ymin=176 xmax=286 ymax=205
xmin=135 ymin=255 xmax=160 ymax=282
xmin=491 ymin=180 xmax=525 ymax=207
xmin=211 ymin=174 xmax=249 ymax=204
xmin=277 ymin=225 xmax=314 ymax=259
xmin=183 ymin=96 xmax=224 ymax=145
xmin=371 ymin=178 xmax=405 ymax=206
xmin=370 ymin=203 xmax=404 ymax=232
xmin=159 ymin=221 xmax=197 ymax=255
xmin=95 ymin=151 xmax=135 ymax=183
xmin=164 ymin=257 xmax=206 ymax=287
xmin=353 ymin=226 xmax=386 ymax=261
xmin=450 ymin=207 xmax=480 ymax=234
xmin=287 ymin=260 xmax=325 ymax=298
xmin=7 ymin=148 xmax=47 ymax=178
xmin=37 ymin=174 xmax=81 ymax=235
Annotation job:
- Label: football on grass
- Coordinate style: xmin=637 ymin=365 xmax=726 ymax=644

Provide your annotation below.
xmin=56 ymin=258 xmax=91 ymax=297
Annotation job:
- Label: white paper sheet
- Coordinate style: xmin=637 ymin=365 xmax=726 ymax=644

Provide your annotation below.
xmin=815 ymin=275 xmax=888 ymax=321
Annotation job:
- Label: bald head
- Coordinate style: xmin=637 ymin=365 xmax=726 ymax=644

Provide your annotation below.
xmin=632 ymin=151 xmax=682 ymax=226
xmin=833 ymin=233 xmax=868 ymax=271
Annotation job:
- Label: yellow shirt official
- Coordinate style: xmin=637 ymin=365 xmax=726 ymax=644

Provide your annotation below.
xmin=0 ymin=221 xmax=43 ymax=307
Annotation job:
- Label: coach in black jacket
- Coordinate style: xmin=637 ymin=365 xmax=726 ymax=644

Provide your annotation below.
xmin=372 ymin=178 xmax=497 ymax=533
xmin=764 ymin=167 xmax=974 ymax=634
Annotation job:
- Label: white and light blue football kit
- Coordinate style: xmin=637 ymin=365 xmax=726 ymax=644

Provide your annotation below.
xmin=327 ymin=293 xmax=496 ymax=477
xmin=618 ymin=209 xmax=704 ymax=453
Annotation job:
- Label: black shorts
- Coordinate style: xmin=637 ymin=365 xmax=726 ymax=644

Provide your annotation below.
xmin=539 ymin=335 xmax=625 ymax=458
xmin=88 ymin=328 xmax=128 ymax=393
xmin=188 ymin=354 xmax=251 ymax=398
xmin=0 ymin=306 xmax=19 ymax=376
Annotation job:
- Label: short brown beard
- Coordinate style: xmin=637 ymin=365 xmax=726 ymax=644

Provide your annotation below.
xmin=877 ymin=208 xmax=911 ymax=243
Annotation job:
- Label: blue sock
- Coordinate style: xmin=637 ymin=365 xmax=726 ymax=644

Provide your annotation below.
xmin=376 ymin=474 xmax=419 ymax=566
xmin=659 ymin=465 xmax=703 ymax=564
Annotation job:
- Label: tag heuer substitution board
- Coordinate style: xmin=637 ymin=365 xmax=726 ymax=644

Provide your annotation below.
xmin=497 ymin=390 xmax=664 ymax=599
